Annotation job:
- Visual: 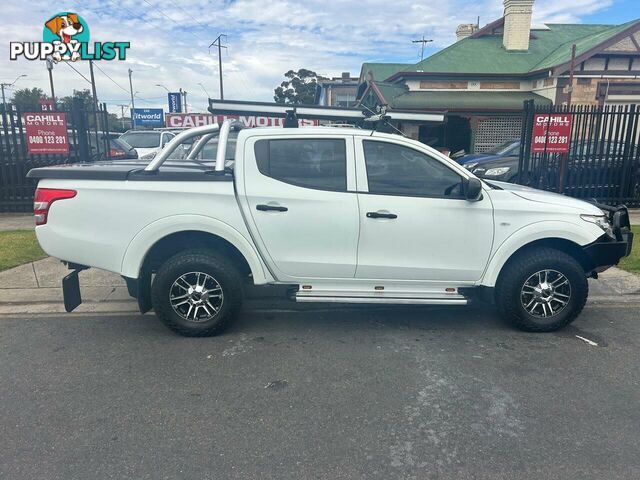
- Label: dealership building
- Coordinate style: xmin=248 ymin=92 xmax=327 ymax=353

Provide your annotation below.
xmin=356 ymin=0 xmax=640 ymax=153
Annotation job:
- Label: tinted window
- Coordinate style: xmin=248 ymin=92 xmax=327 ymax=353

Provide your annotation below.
xmin=255 ymin=139 xmax=347 ymax=191
xmin=120 ymin=132 xmax=160 ymax=148
xmin=363 ymin=140 xmax=464 ymax=197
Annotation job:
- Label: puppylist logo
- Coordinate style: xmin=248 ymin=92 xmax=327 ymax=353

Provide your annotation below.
xmin=10 ymin=13 xmax=130 ymax=62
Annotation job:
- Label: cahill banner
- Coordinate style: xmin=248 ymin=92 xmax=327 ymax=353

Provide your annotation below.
xmin=166 ymin=113 xmax=319 ymax=129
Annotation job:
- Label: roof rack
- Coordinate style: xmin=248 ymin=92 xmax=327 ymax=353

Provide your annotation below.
xmin=208 ymin=99 xmax=445 ymax=128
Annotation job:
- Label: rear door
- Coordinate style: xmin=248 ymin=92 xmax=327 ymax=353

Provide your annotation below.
xmin=241 ymin=134 xmax=359 ymax=280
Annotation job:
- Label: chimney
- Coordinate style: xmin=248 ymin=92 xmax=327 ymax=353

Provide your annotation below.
xmin=503 ymin=0 xmax=534 ymax=51
xmin=456 ymin=24 xmax=478 ymax=41
xmin=341 ymin=72 xmax=350 ymax=82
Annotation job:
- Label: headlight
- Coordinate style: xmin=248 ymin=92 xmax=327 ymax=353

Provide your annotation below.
xmin=464 ymin=162 xmax=478 ymax=170
xmin=140 ymin=151 xmax=157 ymax=159
xmin=581 ymin=214 xmax=614 ymax=238
xmin=484 ymin=167 xmax=510 ymax=177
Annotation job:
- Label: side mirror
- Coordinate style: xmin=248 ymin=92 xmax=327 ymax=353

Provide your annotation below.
xmin=465 ymin=177 xmax=483 ymax=201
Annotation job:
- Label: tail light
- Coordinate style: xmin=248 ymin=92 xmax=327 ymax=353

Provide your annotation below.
xmin=108 ymin=148 xmax=126 ymax=158
xmin=34 ymin=188 xmax=77 ymax=225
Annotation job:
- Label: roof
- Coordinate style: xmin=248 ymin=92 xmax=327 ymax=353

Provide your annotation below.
xmin=394 ymin=20 xmax=640 ymax=77
xmin=388 ymin=91 xmax=552 ymax=111
xmin=358 ymin=63 xmax=411 ymax=83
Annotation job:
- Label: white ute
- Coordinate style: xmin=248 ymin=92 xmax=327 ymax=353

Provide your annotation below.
xmin=28 ymin=118 xmax=634 ymax=336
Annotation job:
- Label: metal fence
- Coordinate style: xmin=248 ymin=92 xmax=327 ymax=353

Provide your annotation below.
xmin=0 ymin=99 xmax=112 ymax=212
xmin=518 ymin=100 xmax=640 ymax=207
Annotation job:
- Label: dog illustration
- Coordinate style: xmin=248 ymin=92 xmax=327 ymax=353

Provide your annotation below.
xmin=45 ymin=13 xmax=83 ymax=62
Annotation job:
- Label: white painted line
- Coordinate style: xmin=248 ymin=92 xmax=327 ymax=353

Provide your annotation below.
xmin=575 ymin=335 xmax=598 ymax=347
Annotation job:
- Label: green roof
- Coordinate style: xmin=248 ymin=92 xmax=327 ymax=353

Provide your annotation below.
xmin=388 ymin=91 xmax=552 ymax=111
xmin=359 ymin=63 xmax=411 ymax=83
xmin=403 ymin=20 xmax=640 ymax=76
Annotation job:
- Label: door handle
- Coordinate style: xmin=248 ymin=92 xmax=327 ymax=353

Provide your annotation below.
xmin=256 ymin=204 xmax=288 ymax=212
xmin=366 ymin=211 xmax=397 ymax=219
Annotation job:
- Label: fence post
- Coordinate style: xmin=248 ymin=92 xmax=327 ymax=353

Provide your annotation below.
xmin=72 ymin=97 xmax=90 ymax=161
xmin=518 ymin=100 xmax=533 ymax=185
xmin=619 ymin=104 xmax=637 ymax=202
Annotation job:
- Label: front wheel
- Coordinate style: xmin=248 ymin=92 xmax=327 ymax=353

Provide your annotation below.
xmin=496 ymin=247 xmax=588 ymax=332
xmin=151 ymin=249 xmax=243 ymax=337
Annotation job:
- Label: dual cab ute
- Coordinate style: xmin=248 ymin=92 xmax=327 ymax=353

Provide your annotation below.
xmin=28 ymin=119 xmax=633 ymax=336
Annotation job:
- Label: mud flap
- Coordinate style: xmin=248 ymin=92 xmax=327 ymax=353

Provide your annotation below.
xmin=62 ymin=270 xmax=82 ymax=312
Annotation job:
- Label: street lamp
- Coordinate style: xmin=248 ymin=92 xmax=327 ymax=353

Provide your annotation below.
xmin=155 ymin=83 xmax=170 ymax=93
xmin=1 ymin=74 xmax=27 ymax=112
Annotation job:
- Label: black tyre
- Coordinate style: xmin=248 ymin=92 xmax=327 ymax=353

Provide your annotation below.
xmin=151 ymin=249 xmax=243 ymax=337
xmin=496 ymin=247 xmax=588 ymax=332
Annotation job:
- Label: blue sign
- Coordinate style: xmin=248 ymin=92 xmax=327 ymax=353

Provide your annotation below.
xmin=168 ymin=92 xmax=182 ymax=113
xmin=131 ymin=108 xmax=164 ymax=127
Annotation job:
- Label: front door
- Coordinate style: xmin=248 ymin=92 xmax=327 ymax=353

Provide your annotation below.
xmin=355 ymin=137 xmax=494 ymax=282
xmin=241 ymin=134 xmax=359 ymax=280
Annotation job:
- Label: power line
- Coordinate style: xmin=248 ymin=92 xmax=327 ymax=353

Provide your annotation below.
xmin=93 ymin=62 xmax=129 ymax=95
xmin=140 ymin=0 xmax=209 ymax=46
xmin=62 ymin=61 xmax=92 ymax=85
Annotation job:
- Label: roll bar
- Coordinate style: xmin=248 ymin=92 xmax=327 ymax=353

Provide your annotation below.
xmin=143 ymin=119 xmax=243 ymax=172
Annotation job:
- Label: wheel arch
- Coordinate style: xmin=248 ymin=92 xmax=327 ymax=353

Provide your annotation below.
xmin=481 ymin=221 xmax=600 ymax=287
xmin=121 ymin=215 xmax=272 ymax=284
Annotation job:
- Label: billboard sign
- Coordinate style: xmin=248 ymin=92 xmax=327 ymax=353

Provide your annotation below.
xmin=168 ymin=92 xmax=182 ymax=113
xmin=165 ymin=113 xmax=319 ymax=129
xmin=131 ymin=108 xmax=164 ymax=128
xmin=531 ymin=114 xmax=573 ymax=153
xmin=22 ymin=111 xmax=69 ymax=155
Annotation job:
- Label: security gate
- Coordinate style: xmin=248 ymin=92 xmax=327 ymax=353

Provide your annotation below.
xmin=0 ymin=99 xmax=112 ymax=212
xmin=518 ymin=100 xmax=640 ymax=207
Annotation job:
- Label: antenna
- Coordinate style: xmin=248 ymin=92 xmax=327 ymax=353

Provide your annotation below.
xmin=411 ymin=36 xmax=433 ymax=61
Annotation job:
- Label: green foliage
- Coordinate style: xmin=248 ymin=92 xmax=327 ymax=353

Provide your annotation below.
xmin=274 ymin=69 xmax=318 ymax=104
xmin=0 ymin=231 xmax=46 ymax=272
xmin=619 ymin=225 xmax=640 ymax=274
xmin=9 ymin=88 xmax=47 ymax=112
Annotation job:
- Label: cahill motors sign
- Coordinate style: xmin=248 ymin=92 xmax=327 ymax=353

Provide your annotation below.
xmin=22 ymin=112 xmax=70 ymax=155
xmin=9 ymin=12 xmax=129 ymax=62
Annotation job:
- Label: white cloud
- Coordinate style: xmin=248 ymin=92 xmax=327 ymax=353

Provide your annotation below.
xmin=0 ymin=0 xmax=617 ymax=116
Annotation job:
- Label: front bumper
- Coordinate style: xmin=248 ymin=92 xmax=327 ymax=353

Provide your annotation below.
xmin=582 ymin=204 xmax=634 ymax=270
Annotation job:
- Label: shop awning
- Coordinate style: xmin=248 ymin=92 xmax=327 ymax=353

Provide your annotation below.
xmin=390 ymin=91 xmax=552 ymax=112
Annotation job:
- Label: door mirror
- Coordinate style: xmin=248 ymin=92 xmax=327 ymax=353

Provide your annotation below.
xmin=465 ymin=177 xmax=483 ymax=201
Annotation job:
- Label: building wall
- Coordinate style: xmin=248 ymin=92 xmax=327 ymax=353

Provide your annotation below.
xmin=556 ymin=77 xmax=640 ymax=106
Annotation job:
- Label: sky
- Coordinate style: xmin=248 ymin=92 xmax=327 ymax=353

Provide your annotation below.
xmin=0 ymin=0 xmax=637 ymax=117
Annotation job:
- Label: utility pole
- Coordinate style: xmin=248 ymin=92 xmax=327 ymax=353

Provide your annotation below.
xmin=117 ymin=104 xmax=129 ymax=129
xmin=0 ymin=74 xmax=27 ymax=114
xmin=128 ymin=68 xmax=136 ymax=129
xmin=88 ymin=60 xmax=100 ymax=129
xmin=46 ymin=57 xmax=56 ymax=108
xmin=566 ymin=43 xmax=577 ymax=106
xmin=183 ymin=90 xmax=188 ymax=113
xmin=412 ymin=36 xmax=433 ymax=61
xmin=209 ymin=34 xmax=227 ymax=100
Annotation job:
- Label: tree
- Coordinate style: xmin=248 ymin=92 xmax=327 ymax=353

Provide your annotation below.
xmin=59 ymin=89 xmax=94 ymax=111
xmin=274 ymin=69 xmax=318 ymax=104
xmin=10 ymin=87 xmax=46 ymax=111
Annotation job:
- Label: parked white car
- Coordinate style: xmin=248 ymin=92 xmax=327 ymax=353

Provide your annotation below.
xmin=28 ymin=120 xmax=633 ymax=337
xmin=119 ymin=130 xmax=176 ymax=159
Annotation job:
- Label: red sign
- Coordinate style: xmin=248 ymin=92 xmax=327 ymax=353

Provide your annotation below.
xmin=165 ymin=113 xmax=319 ymax=129
xmin=38 ymin=99 xmax=55 ymax=112
xmin=23 ymin=112 xmax=69 ymax=155
xmin=531 ymin=114 xmax=573 ymax=153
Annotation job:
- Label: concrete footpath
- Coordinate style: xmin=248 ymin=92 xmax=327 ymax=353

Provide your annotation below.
xmin=0 ymin=256 xmax=639 ymax=316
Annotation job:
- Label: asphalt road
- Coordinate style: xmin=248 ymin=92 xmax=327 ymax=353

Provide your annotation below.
xmin=1 ymin=302 xmax=639 ymax=480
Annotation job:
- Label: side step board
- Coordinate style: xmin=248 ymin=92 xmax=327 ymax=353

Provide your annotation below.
xmin=293 ymin=289 xmax=469 ymax=305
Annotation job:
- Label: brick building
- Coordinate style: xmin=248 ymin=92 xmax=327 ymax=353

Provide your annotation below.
xmin=356 ymin=0 xmax=640 ymax=153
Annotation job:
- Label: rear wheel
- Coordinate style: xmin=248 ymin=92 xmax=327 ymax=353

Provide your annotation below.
xmin=496 ymin=247 xmax=588 ymax=332
xmin=151 ymin=249 xmax=242 ymax=337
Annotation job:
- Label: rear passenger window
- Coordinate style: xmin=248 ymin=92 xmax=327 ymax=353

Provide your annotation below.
xmin=254 ymin=139 xmax=347 ymax=191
